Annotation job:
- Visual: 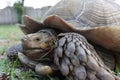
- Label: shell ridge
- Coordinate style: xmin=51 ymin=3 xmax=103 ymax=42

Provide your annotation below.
xmin=75 ymin=0 xmax=86 ymax=20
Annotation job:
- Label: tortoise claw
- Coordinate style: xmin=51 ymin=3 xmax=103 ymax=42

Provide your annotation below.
xmin=35 ymin=64 xmax=53 ymax=75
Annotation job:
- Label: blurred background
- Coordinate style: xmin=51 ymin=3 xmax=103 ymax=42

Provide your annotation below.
xmin=0 ymin=0 xmax=60 ymax=24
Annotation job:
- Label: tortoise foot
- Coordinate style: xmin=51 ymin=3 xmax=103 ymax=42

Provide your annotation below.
xmin=6 ymin=44 xmax=23 ymax=59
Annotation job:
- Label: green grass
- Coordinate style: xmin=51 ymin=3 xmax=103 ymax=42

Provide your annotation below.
xmin=0 ymin=24 xmax=24 ymax=42
xmin=0 ymin=24 xmax=59 ymax=80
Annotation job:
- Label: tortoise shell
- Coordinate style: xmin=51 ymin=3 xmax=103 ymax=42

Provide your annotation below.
xmin=19 ymin=0 xmax=120 ymax=69
xmin=20 ymin=0 xmax=120 ymax=52
xmin=43 ymin=0 xmax=120 ymax=27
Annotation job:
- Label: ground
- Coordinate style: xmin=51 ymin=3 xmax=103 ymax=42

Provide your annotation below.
xmin=0 ymin=25 xmax=59 ymax=80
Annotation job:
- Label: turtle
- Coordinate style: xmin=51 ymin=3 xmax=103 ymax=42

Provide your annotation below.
xmin=6 ymin=0 xmax=120 ymax=80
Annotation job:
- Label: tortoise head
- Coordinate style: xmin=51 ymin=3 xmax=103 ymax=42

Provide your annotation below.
xmin=22 ymin=29 xmax=57 ymax=60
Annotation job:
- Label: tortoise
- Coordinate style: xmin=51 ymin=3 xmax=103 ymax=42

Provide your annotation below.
xmin=6 ymin=0 xmax=120 ymax=80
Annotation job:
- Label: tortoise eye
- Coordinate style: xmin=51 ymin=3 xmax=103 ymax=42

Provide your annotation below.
xmin=35 ymin=38 xmax=40 ymax=41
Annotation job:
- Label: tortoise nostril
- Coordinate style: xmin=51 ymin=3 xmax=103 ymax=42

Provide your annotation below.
xmin=22 ymin=36 xmax=27 ymax=41
xmin=21 ymin=38 xmax=26 ymax=42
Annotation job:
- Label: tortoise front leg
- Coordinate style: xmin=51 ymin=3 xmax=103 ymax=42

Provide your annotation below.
xmin=55 ymin=32 xmax=120 ymax=80
xmin=18 ymin=52 xmax=54 ymax=75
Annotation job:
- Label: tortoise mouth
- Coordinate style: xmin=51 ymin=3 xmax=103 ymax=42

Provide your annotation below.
xmin=24 ymin=47 xmax=51 ymax=53
xmin=23 ymin=48 xmax=51 ymax=60
xmin=26 ymin=48 xmax=45 ymax=51
xmin=26 ymin=49 xmax=44 ymax=52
